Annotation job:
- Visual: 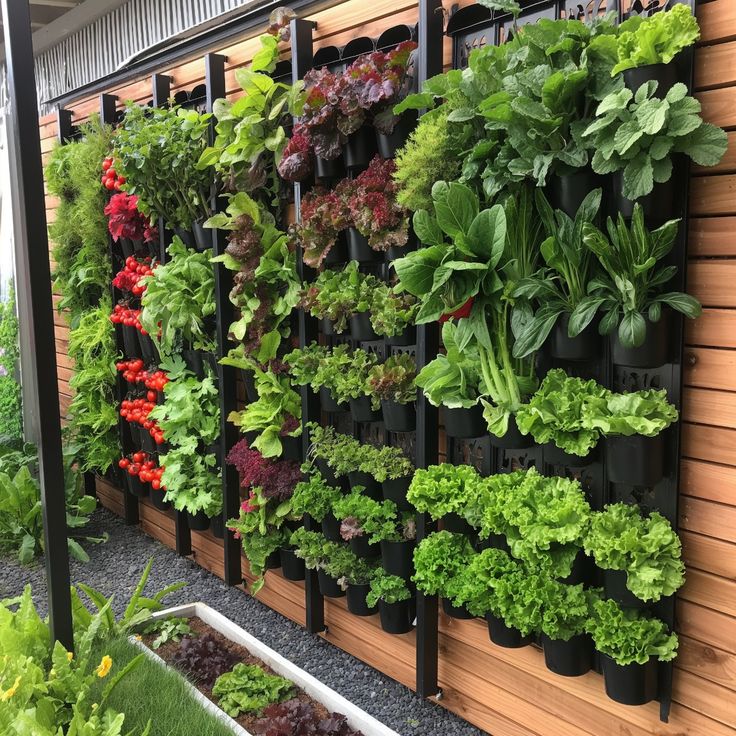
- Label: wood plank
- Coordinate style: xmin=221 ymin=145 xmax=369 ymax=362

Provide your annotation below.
xmin=680 ymin=458 xmax=736 ymax=504
xmin=682 ymin=422 xmax=736 ymax=465
xmin=688 ymin=260 xmax=736 ymax=307
xmin=672 ymin=669 xmax=736 ymax=728
xmin=697 ymin=0 xmax=736 ymax=45
xmin=690 ymin=175 xmax=736 ymax=216
xmin=681 ymin=530 xmax=736 ymax=580
xmin=680 ymin=568 xmax=736 ymax=617
xmin=683 ymin=347 xmax=736 ymax=391
xmin=678 ymin=636 xmax=736 ymax=692
xmin=680 ymin=496 xmax=736 ymax=544
xmin=682 ymin=387 xmax=736 ymax=428
xmin=686 ymin=309 xmax=736 ymax=349
xmin=695 ymin=40 xmax=736 ymax=90
xmin=698 ymin=86 xmax=736 ymax=130
xmin=677 ymin=600 xmax=736 ymax=655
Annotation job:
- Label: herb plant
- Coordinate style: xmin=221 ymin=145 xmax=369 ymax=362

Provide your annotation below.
xmin=582 ymin=206 xmax=701 ymax=348
xmin=584 ymin=503 xmax=685 ymax=602
xmin=365 ymin=570 xmax=412 ymax=608
xmin=213 ymin=664 xmax=295 ymax=718
xmin=160 ymin=447 xmax=222 ymax=517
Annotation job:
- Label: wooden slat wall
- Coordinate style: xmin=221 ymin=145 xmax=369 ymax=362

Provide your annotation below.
xmin=47 ymin=1 xmax=736 ymax=734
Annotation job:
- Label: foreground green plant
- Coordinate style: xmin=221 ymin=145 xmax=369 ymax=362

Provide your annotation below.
xmin=0 ymin=284 xmax=22 ymax=440
xmin=213 ymin=663 xmax=294 ymax=718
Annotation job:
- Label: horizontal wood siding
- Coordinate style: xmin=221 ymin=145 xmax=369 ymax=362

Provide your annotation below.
xmin=50 ymin=1 xmax=736 ymax=734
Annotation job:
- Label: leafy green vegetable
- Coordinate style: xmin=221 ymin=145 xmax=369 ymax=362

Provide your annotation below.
xmin=583 ymin=82 xmax=727 ymax=200
xmin=455 ymin=547 xmax=521 ymax=618
xmin=160 ymin=447 xmax=222 ymax=517
xmin=583 ymin=388 xmax=678 ymax=437
xmin=212 ymin=664 xmax=294 ymax=718
xmin=0 ymin=284 xmax=22 ymax=440
xmin=584 ymin=503 xmax=684 ymax=602
xmin=334 ymin=492 xmax=414 ymax=545
xmin=407 ymin=463 xmax=481 ymax=521
xmin=582 ymin=206 xmax=701 ymax=348
xmin=586 ymin=594 xmax=678 ymax=665
xmin=538 ymin=580 xmax=592 ymax=642
xmin=612 ymin=5 xmax=700 ymax=76
xmin=289 ymin=472 xmax=342 ymax=523
xmin=366 ymin=570 xmax=412 ymax=607
xmin=412 ymin=531 xmax=475 ymax=604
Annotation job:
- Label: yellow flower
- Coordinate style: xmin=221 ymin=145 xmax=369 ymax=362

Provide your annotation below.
xmin=134 ymin=635 xmax=142 ymax=642
xmin=66 ymin=652 xmax=73 ymax=662
xmin=96 ymin=655 xmax=112 ymax=678
xmin=0 ymin=676 xmax=21 ymax=701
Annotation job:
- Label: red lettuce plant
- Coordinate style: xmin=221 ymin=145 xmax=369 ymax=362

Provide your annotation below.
xmin=226 ymin=438 xmax=301 ymax=501
xmin=277 ymin=124 xmax=313 ymax=183
xmin=347 ymin=156 xmax=409 ymax=251
xmin=104 ymin=192 xmax=158 ymax=242
xmin=254 ymin=699 xmax=364 ymax=736
xmin=171 ymin=634 xmax=238 ymax=687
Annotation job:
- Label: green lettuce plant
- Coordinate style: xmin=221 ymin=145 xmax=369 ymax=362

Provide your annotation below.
xmin=289 ymin=528 xmax=371 ymax=588
xmin=285 ymin=343 xmax=354 ymax=402
xmin=160 ymin=447 xmax=222 ymax=517
xmin=412 ymin=531 xmax=475 ymax=605
xmin=289 ymin=528 xmax=334 ymax=570
xmin=586 ymin=594 xmax=678 ymax=665
xmin=611 ymin=4 xmax=700 ymax=76
xmin=212 ymin=664 xmax=294 ymax=718
xmin=289 ymin=472 xmax=342 ymax=523
xmin=493 ymin=567 xmax=544 ymax=637
xmin=366 ymin=570 xmax=412 ymax=608
xmin=583 ymin=388 xmax=678 ymax=437
xmin=407 ymin=463 xmax=480 ymax=521
xmin=366 ymin=353 xmax=417 ymax=409
xmin=140 ymin=238 xmax=216 ymax=356
xmin=582 ymin=206 xmax=701 ymax=348
xmin=455 ymin=547 xmax=521 ymax=618
xmin=334 ymin=493 xmax=414 ymax=545
xmin=584 ymin=503 xmax=685 ymax=602
xmin=538 ymin=580 xmax=592 ymax=642
xmin=582 ymin=82 xmax=727 ymax=200
xmin=330 ymin=349 xmax=379 ymax=405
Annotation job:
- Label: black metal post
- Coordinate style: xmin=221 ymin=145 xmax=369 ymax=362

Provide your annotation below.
xmin=2 ymin=0 xmax=72 ymax=649
xmin=290 ymin=16 xmax=325 ymax=635
xmin=204 ymin=52 xmax=242 ymax=586
xmin=56 ymin=106 xmax=74 ymax=143
xmin=152 ymin=73 xmax=172 ymax=106
xmin=415 ymin=0 xmax=444 ymax=700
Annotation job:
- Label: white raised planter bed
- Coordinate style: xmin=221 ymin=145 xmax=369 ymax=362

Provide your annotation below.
xmin=140 ymin=602 xmax=400 ymax=736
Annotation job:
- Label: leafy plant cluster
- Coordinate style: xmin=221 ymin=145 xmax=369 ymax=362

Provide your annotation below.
xmin=300 ymin=262 xmax=417 ymax=337
xmin=226 ymin=438 xmax=301 ymax=502
xmin=333 ymin=491 xmax=416 ymax=544
xmin=0 ymin=284 xmax=22 ymax=440
xmin=289 ymin=472 xmax=343 ymax=523
xmin=212 ymin=663 xmax=294 ymax=718
xmin=286 ymin=343 xmax=416 ymax=408
xmin=172 ymin=633 xmax=238 ymax=688
xmin=306 ymin=422 xmax=414 ymax=482
xmin=254 ymin=698 xmax=364 ymax=736
xmin=516 ymin=368 xmax=678 ymax=456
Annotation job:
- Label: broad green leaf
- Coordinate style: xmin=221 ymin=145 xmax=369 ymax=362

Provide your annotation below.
xmin=434 ymin=183 xmax=478 ymax=238
xmin=413 ymin=210 xmax=444 ymax=247
xmin=618 ymin=310 xmax=647 ymax=348
xmin=466 ymin=205 xmax=506 ymax=264
xmin=678 ymin=123 xmax=728 ymax=166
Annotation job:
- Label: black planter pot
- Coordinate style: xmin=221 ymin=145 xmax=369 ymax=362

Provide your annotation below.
xmin=317 ymin=569 xmax=345 ymax=598
xmin=548 ymin=169 xmax=601 ymax=219
xmin=485 ymin=613 xmax=532 ymax=648
xmin=612 ymin=172 xmax=678 ymax=225
xmin=127 ymin=474 xmax=148 ymax=498
xmin=174 ymin=227 xmax=196 ymax=249
xmin=347 ymin=227 xmax=381 ymax=263
xmin=344 ymin=126 xmax=376 ymax=170
xmin=604 ymin=569 xmax=647 ymax=610
xmin=378 ymin=599 xmax=415 ymax=634
xmin=320 ymin=317 xmax=335 ymax=337
xmin=315 ymin=458 xmax=341 ymax=488
xmin=385 ymin=325 xmax=416 ymax=346
xmin=382 ymin=475 xmax=412 ymax=510
xmin=265 ymin=549 xmax=282 ymax=570
xmin=381 ymin=400 xmax=416 ymax=433
xmin=323 ymin=236 xmax=349 ymax=267
xmin=544 ymin=442 xmax=597 ymax=468
xmin=280 ymin=548 xmax=306 ymax=581
xmin=380 ymin=539 xmax=416 ymax=581
xmin=550 ymin=314 xmax=600 ymax=362
xmin=606 ymin=433 xmax=666 ymax=487
xmin=350 ymin=534 xmax=381 ymax=559
xmin=349 ymin=312 xmax=378 ymax=342
xmin=611 ymin=311 xmax=671 ymax=368
xmin=541 ymin=634 xmax=593 ymax=677
xmin=122 ymin=326 xmax=140 ymax=358
xmin=376 ymin=112 xmax=417 ymax=159
xmin=488 ymin=415 xmax=532 ymax=450
xmin=241 ymin=370 xmax=258 ymax=404
xmin=149 ymin=489 xmax=170 ymax=510
xmin=442 ymin=599 xmax=474 ymax=620
xmin=183 ymin=349 xmax=205 ymax=379
xmin=192 ymin=220 xmax=212 ymax=252
xmin=141 ymin=431 xmax=156 ymax=455
xmin=386 ymin=234 xmax=418 ymax=263
xmin=349 ymin=396 xmax=381 ymax=423
xmin=479 ymin=533 xmax=510 ymax=553
xmin=315 ymin=154 xmax=344 ymax=180
xmin=601 ymin=655 xmax=658 ymax=706
xmin=321 ymin=512 xmax=342 ymax=542
xmin=119 ymin=238 xmax=136 ymax=258
xmin=347 ymin=470 xmax=382 ymax=499
xmin=320 ymin=386 xmax=345 ymax=413
xmin=186 ymin=510 xmax=210 ymax=532
xmin=443 ymin=404 xmax=486 ymax=439
xmin=210 ymin=513 xmax=225 ymax=539
xmin=560 ymin=549 xmax=593 ymax=585
xmin=280 ymin=435 xmax=302 ymax=462
xmin=127 ymin=423 xmax=141 ymax=447
xmin=347 ymin=583 xmax=378 ymax=616
xmin=442 ymin=512 xmax=474 ymax=537
xmin=623 ymin=62 xmax=680 ymax=98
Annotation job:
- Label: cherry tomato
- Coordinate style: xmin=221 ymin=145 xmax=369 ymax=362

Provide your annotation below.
xmin=147 ymin=390 xmax=157 ymax=403
xmin=151 ymin=479 xmax=161 ymax=490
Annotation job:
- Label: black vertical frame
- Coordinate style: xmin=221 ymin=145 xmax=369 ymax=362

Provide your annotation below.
xmin=290 ymin=16 xmax=326 ymax=635
xmin=2 ymin=0 xmax=73 ymax=649
xmin=204 ymin=52 xmax=243 ymax=587
xmin=415 ymin=0 xmax=445 ymax=701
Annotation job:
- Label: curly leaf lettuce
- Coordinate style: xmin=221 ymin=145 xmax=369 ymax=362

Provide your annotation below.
xmin=582 ymin=388 xmax=678 ymax=437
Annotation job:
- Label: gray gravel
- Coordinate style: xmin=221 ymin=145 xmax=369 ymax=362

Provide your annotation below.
xmin=0 ymin=508 xmax=486 ymax=736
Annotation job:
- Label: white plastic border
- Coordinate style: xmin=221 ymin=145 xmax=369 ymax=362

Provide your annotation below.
xmin=148 ymin=602 xmax=400 ymax=736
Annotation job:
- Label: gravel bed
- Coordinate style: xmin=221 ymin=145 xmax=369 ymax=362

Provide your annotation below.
xmin=0 ymin=508 xmax=487 ymax=736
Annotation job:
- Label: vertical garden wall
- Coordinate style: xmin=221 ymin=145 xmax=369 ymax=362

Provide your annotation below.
xmin=41 ymin=0 xmax=736 ymax=734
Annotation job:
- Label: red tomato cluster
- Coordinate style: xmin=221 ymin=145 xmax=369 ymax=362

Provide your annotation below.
xmin=110 ymin=304 xmax=147 ymax=334
xmin=116 ymin=359 xmax=169 ymax=392
xmin=119 ymin=453 xmax=166 ymax=490
xmin=120 ymin=396 xmax=164 ymax=445
xmin=113 ymin=256 xmax=155 ymax=296
xmin=101 ymin=157 xmax=126 ymax=191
